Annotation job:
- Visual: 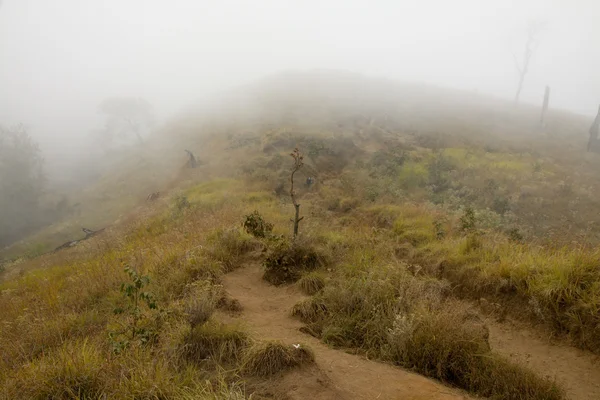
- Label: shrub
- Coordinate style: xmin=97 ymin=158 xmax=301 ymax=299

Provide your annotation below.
xmin=428 ymin=152 xmax=454 ymax=193
xmin=110 ymin=265 xmax=160 ymax=353
xmin=242 ymin=211 xmax=273 ymax=238
xmin=241 ymin=341 xmax=314 ymax=377
xmin=262 ymin=240 xmax=324 ymax=285
xmin=459 ymin=206 xmax=476 ymax=233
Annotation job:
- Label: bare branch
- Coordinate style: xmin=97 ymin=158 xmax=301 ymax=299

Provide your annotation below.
xmin=513 ymin=20 xmax=545 ymax=104
xmin=512 ymin=53 xmax=522 ymax=74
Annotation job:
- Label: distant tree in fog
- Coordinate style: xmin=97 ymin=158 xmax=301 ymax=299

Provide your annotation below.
xmin=0 ymin=125 xmax=45 ymax=247
xmin=98 ymin=97 xmax=155 ymax=147
xmin=513 ymin=21 xmax=544 ymax=104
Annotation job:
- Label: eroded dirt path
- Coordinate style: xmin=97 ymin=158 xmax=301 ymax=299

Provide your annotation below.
xmin=487 ymin=319 xmax=600 ymax=400
xmin=220 ymin=264 xmax=471 ymax=400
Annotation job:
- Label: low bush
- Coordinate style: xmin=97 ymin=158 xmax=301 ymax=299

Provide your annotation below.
xmin=262 ymin=240 xmax=325 ymax=285
xmin=242 ymin=211 xmax=273 ymax=238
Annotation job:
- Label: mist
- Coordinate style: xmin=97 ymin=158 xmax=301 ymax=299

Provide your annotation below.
xmin=1 ymin=0 xmax=600 ymax=247
xmin=2 ymin=1 xmax=599 ymax=146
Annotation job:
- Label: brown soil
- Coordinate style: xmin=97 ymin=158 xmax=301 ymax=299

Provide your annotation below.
xmin=487 ymin=318 xmax=600 ymax=400
xmin=220 ymin=263 xmax=471 ymax=400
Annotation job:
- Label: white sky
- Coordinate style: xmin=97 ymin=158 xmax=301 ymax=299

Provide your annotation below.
xmin=1 ymin=0 xmax=599 ymax=154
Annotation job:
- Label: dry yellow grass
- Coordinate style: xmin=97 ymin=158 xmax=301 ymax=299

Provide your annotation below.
xmin=5 ymin=72 xmax=600 ymax=399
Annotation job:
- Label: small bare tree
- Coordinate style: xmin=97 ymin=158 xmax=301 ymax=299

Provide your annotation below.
xmin=289 ymin=148 xmax=304 ymax=239
xmin=98 ymin=97 xmax=155 ymax=147
xmin=513 ymin=22 xmax=544 ymax=104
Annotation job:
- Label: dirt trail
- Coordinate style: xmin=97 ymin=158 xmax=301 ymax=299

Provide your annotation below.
xmin=487 ymin=319 xmax=600 ymax=400
xmin=220 ymin=264 xmax=471 ymax=400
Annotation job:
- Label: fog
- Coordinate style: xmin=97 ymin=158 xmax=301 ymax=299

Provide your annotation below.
xmin=1 ymin=0 xmax=599 ymax=176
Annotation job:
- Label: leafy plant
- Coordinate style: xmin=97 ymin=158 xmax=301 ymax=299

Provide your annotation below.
xmin=243 ymin=211 xmax=273 ymax=238
xmin=428 ymin=152 xmax=454 ymax=193
xmin=263 ymin=240 xmax=323 ymax=285
xmin=459 ymin=206 xmax=476 ymax=233
xmin=109 ymin=265 xmax=159 ymax=353
xmin=433 ymin=218 xmax=446 ymax=239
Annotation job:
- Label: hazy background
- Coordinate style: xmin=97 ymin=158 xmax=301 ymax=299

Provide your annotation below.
xmin=1 ymin=0 xmax=599 ymax=180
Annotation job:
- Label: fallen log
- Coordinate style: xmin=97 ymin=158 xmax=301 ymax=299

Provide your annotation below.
xmin=53 ymin=227 xmax=105 ymax=253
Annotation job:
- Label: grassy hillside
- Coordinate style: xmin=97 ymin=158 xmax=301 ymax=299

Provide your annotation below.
xmin=2 ymin=71 xmax=599 ymax=399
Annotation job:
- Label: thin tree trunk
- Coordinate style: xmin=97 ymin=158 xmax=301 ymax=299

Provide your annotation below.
xmin=514 ymin=73 xmax=525 ymax=104
xmin=540 ymin=86 xmax=550 ymax=126
xmin=290 ymin=167 xmax=303 ymax=239
xmin=588 ymin=105 xmax=600 ymax=152
xmin=293 ymin=204 xmax=301 ymax=237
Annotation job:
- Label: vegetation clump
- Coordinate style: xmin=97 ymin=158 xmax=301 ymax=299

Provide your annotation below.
xmin=217 ymin=293 xmax=243 ymax=314
xmin=184 ymin=283 xmax=218 ymax=329
xmin=183 ymin=321 xmax=250 ymax=365
xmin=3 ymin=340 xmax=107 ymax=400
xmin=262 ymin=240 xmax=324 ymax=285
xmin=242 ymin=210 xmax=273 ymax=238
xmin=109 ymin=265 xmax=160 ymax=353
xmin=241 ymin=341 xmax=314 ymax=377
xmin=207 ymin=228 xmax=258 ymax=271
xmin=298 ymin=271 xmax=326 ymax=295
xmin=292 ymin=266 xmax=564 ymax=399
xmin=390 ymin=305 xmax=563 ymax=399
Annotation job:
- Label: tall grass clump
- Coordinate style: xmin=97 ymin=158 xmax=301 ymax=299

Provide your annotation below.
xmin=263 ymin=239 xmax=325 ymax=285
xmin=389 ymin=304 xmax=564 ymax=399
xmin=298 ymin=271 xmax=326 ymax=295
xmin=2 ymin=340 xmax=107 ymax=399
xmin=292 ymin=264 xmax=565 ymax=399
xmin=207 ymin=228 xmax=259 ymax=271
xmin=183 ymin=320 xmax=250 ymax=366
xmin=241 ymin=341 xmax=314 ymax=377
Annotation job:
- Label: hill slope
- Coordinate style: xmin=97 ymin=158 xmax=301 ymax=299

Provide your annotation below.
xmin=2 ymin=71 xmax=600 ymax=399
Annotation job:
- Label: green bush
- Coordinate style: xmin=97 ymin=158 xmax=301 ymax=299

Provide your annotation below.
xmin=242 ymin=211 xmax=273 ymax=238
xmin=263 ymin=240 xmax=324 ymax=285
